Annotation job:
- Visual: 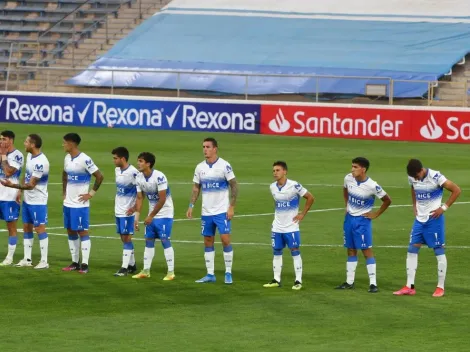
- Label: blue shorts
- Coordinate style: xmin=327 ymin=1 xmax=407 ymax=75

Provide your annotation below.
xmin=116 ymin=216 xmax=134 ymax=235
xmin=410 ymin=216 xmax=445 ymax=248
xmin=63 ymin=206 xmax=89 ymax=232
xmin=145 ymin=218 xmax=173 ymax=240
xmin=343 ymin=213 xmax=372 ymax=249
xmin=0 ymin=200 xmax=20 ymax=222
xmin=22 ymin=202 xmax=48 ymax=227
xmin=271 ymin=231 xmax=301 ymax=249
xmin=201 ymin=213 xmax=231 ymax=236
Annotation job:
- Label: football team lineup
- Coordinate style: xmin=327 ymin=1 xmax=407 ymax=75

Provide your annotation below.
xmin=0 ymin=128 xmax=465 ymax=298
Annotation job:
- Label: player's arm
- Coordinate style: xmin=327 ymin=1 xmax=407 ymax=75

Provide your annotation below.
xmin=431 ymin=180 xmax=461 ymax=218
xmin=186 ymin=182 xmax=201 ymax=219
xmin=145 ymin=189 xmax=167 ymax=225
xmin=411 ymin=186 xmax=417 ymax=216
xmin=227 ymin=178 xmax=238 ymax=220
xmin=293 ymin=191 xmax=315 ymax=223
xmin=62 ymin=170 xmax=68 ymax=200
xmin=78 ymin=170 xmax=104 ymax=202
xmin=0 ymin=156 xmax=18 ymax=177
xmin=343 ymin=187 xmax=348 ymax=208
xmin=134 ymin=190 xmax=144 ymax=231
xmin=0 ymin=176 xmax=39 ymax=190
xmin=364 ymin=194 xmax=392 ymax=219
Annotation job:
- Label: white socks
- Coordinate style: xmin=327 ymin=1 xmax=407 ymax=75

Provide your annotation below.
xmin=273 ymin=255 xmax=282 ymax=282
xmin=164 ymin=247 xmax=175 ymax=272
xmin=406 ymin=252 xmax=418 ymax=287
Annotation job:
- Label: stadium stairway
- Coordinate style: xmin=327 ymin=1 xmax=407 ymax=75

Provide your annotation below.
xmin=10 ymin=0 xmax=170 ymax=92
xmin=432 ymin=54 xmax=470 ymax=107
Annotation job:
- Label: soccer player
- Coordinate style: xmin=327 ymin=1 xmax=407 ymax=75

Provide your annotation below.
xmin=263 ymin=161 xmax=315 ymax=290
xmin=0 ymin=134 xmax=49 ymax=269
xmin=62 ymin=133 xmax=104 ymax=274
xmin=393 ymin=159 xmax=461 ymax=297
xmin=112 ymin=147 xmax=138 ymax=276
xmin=336 ymin=157 xmax=391 ymax=293
xmin=131 ymin=152 xmax=175 ymax=280
xmin=186 ymin=137 xmax=238 ymax=284
xmin=0 ymin=130 xmax=24 ymax=266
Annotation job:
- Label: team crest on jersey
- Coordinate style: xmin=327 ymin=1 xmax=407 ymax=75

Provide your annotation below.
xmin=34 ymin=164 xmax=44 ymax=172
xmin=14 ymin=155 xmax=22 ymax=163
xmin=375 ymin=185 xmax=382 ymax=192
xmin=294 ymin=183 xmax=302 ymax=190
xmin=226 ymin=165 xmax=233 ymax=172
xmin=157 ymin=176 xmax=166 ymax=184
xmin=85 ymin=159 xmax=94 ymax=166
xmin=433 ymin=173 xmax=440 ymax=180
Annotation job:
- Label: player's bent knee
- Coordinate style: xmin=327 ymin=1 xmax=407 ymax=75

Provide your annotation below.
xmin=273 ymin=249 xmax=283 ymax=256
xmin=407 ymin=244 xmax=420 ymax=254
xmin=161 ymin=239 xmax=172 ymax=249
xmin=291 ymin=250 xmax=300 ymax=256
xmin=145 ymin=240 xmax=155 ymax=248
xmin=434 ymin=246 xmax=445 ymax=256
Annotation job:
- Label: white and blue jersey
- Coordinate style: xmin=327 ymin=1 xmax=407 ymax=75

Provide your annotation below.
xmin=270 ymin=179 xmax=307 ymax=249
xmin=194 ymin=157 xmax=235 ymax=236
xmin=136 ymin=170 xmax=174 ymax=240
xmin=63 ymin=152 xmax=99 ymax=231
xmin=343 ymin=173 xmax=387 ymax=249
xmin=22 ymin=153 xmax=49 ymax=227
xmin=193 ymin=157 xmax=235 ymax=216
xmin=115 ymin=165 xmax=138 ymax=235
xmin=0 ymin=149 xmax=23 ymax=222
xmin=64 ymin=152 xmax=99 ymax=208
xmin=409 ymin=168 xmax=447 ymax=248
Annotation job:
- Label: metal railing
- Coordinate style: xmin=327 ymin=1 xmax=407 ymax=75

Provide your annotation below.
xmin=4 ymin=65 xmax=468 ymax=107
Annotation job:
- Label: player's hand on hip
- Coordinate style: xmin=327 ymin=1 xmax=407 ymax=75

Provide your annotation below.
xmin=430 ymin=207 xmax=444 ymax=218
xmin=363 ymin=212 xmax=378 ymax=219
xmin=227 ymin=206 xmax=235 ymax=220
xmin=144 ymin=216 xmax=153 ymax=226
xmin=186 ymin=208 xmax=193 ymax=219
xmin=293 ymin=213 xmax=304 ymax=223
xmin=78 ymin=193 xmax=92 ymax=203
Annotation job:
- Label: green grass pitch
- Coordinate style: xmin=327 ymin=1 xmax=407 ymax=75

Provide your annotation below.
xmin=0 ymin=123 xmax=469 ymax=352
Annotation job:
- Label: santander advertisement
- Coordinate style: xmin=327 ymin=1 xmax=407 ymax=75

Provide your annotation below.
xmin=261 ymin=104 xmax=470 ymax=143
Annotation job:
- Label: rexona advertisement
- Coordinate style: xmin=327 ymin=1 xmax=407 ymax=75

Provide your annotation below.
xmin=0 ymin=93 xmax=260 ymax=134
xmin=261 ymin=104 xmax=470 ymax=143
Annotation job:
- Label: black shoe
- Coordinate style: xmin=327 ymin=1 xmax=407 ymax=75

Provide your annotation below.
xmin=62 ymin=262 xmax=80 ymax=271
xmin=127 ymin=264 xmax=137 ymax=274
xmin=368 ymin=284 xmax=379 ymax=293
xmin=79 ymin=263 xmax=89 ymax=274
xmin=335 ymin=282 xmax=355 ymax=289
xmin=114 ymin=267 xmax=128 ymax=277
xmin=263 ymin=279 xmax=281 ymax=288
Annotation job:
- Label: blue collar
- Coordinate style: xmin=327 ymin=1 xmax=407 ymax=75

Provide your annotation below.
xmin=206 ymin=157 xmax=219 ymax=168
xmin=276 ymin=179 xmax=288 ymax=191
xmin=356 ymin=176 xmax=369 ymax=186
xmin=120 ymin=165 xmax=130 ymax=174
xmin=144 ymin=170 xmax=154 ymax=182
xmin=420 ymin=168 xmax=428 ymax=182
xmin=71 ymin=152 xmax=81 ymax=161
xmin=31 ymin=152 xmax=42 ymax=160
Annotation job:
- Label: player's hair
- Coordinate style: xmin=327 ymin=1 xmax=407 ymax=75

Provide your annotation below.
xmin=407 ymin=159 xmax=423 ymax=177
xmin=63 ymin=133 xmax=81 ymax=145
xmin=28 ymin=134 xmax=42 ymax=149
xmin=0 ymin=130 xmax=15 ymax=141
xmin=203 ymin=137 xmax=218 ymax=148
xmin=137 ymin=152 xmax=155 ymax=168
xmin=273 ymin=161 xmax=288 ymax=171
xmin=352 ymin=157 xmax=370 ymax=171
xmin=112 ymin=147 xmax=129 ymax=161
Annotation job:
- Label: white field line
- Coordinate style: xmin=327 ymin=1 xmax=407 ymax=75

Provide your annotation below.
xmin=2 ymin=201 xmax=470 ymax=249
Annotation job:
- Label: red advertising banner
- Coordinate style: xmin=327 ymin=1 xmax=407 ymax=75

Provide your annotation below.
xmin=260 ymin=104 xmax=470 ymax=143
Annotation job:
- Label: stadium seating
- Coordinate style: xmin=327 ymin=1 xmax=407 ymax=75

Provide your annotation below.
xmin=67 ymin=0 xmax=470 ymax=100
xmin=0 ymin=0 xmax=132 ymax=85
